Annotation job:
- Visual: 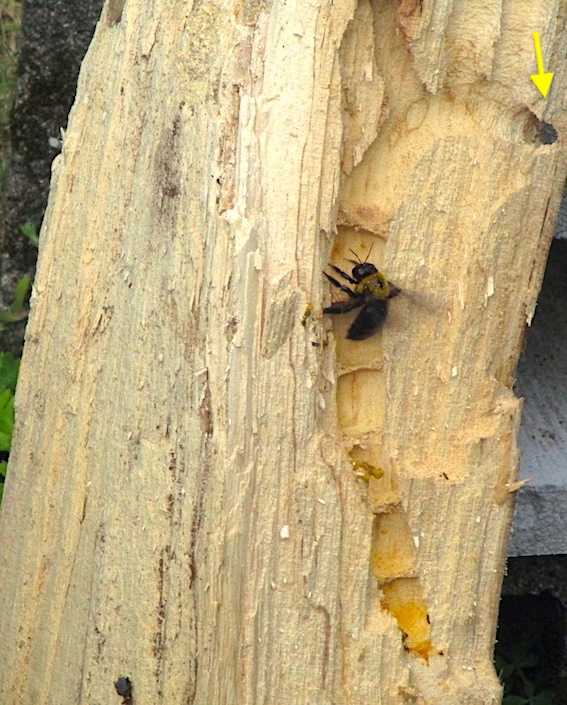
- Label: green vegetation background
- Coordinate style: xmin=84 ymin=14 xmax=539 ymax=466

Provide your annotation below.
xmin=0 ymin=0 xmax=22 ymax=503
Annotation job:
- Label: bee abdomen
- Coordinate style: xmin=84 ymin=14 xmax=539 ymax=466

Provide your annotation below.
xmin=347 ymin=299 xmax=388 ymax=340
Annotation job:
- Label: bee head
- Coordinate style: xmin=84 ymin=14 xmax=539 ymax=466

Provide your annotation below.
xmin=351 ymin=262 xmax=378 ymax=281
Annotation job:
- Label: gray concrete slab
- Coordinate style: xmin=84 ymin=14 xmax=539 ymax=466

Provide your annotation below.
xmin=510 ymin=240 xmax=567 ymax=556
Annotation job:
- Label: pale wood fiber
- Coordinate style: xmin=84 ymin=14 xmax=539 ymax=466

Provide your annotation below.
xmin=1 ymin=1 xmax=567 ymax=704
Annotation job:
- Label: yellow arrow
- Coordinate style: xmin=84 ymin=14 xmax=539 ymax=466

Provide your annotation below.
xmin=531 ymin=31 xmax=554 ymax=98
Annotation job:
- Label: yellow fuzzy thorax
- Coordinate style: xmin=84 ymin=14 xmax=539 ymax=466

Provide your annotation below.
xmin=353 ymin=272 xmax=390 ymax=300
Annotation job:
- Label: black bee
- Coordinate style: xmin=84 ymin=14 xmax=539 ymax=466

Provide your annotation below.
xmin=323 ymin=248 xmax=400 ymax=340
xmin=114 ymin=676 xmax=133 ymax=704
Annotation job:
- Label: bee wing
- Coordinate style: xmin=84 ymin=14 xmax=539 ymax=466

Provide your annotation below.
xmin=387 ymin=282 xmax=401 ymax=298
xmin=347 ymin=300 xmax=387 ymax=340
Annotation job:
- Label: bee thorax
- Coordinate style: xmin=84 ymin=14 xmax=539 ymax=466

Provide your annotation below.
xmin=354 ymin=273 xmax=390 ymax=300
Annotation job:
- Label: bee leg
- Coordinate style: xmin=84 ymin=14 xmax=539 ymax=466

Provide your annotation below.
xmin=329 ymin=264 xmax=357 ymax=285
xmin=324 ymin=298 xmax=364 ymax=315
xmin=323 ymin=271 xmax=355 ymax=297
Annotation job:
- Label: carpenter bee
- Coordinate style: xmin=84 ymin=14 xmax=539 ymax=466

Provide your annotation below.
xmin=323 ymin=248 xmax=401 ymax=340
xmin=114 ymin=676 xmax=133 ymax=705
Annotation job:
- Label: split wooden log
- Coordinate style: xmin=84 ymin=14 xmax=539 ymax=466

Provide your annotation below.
xmin=1 ymin=1 xmax=566 ymax=704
